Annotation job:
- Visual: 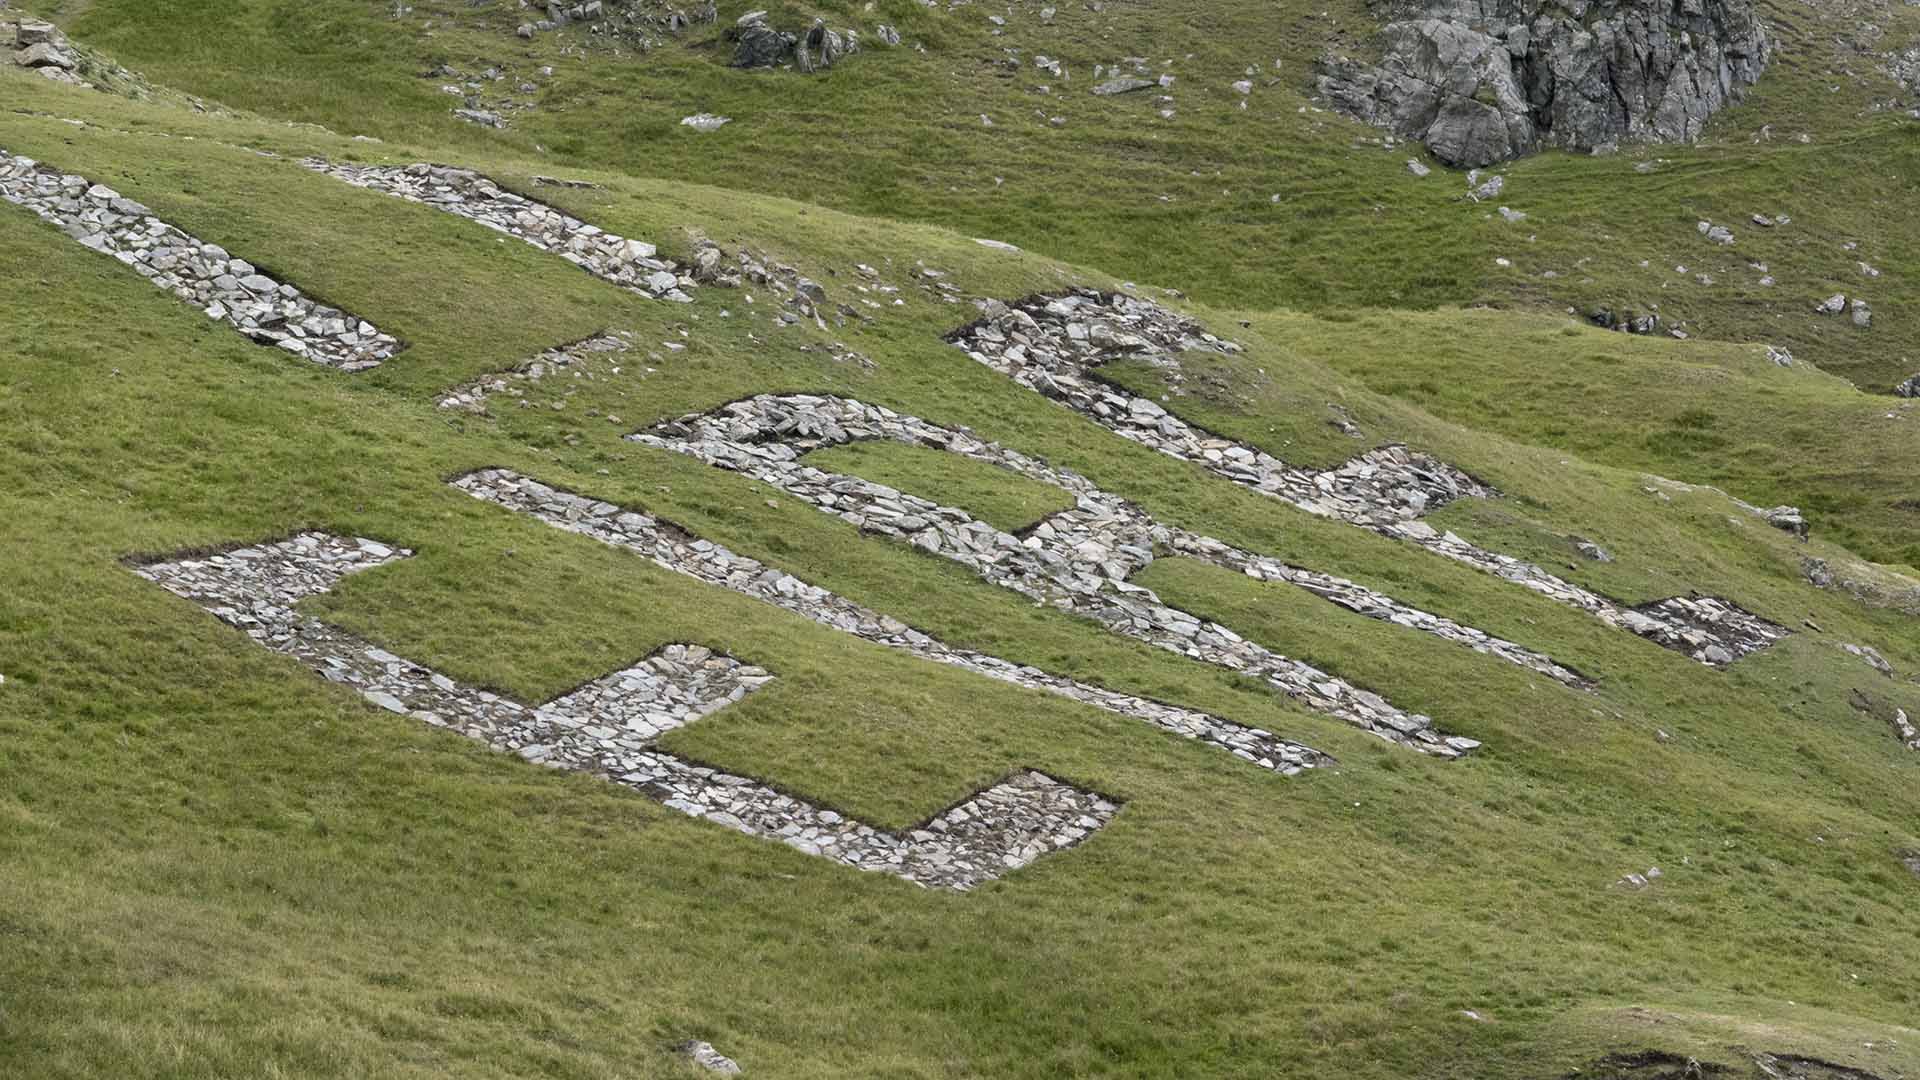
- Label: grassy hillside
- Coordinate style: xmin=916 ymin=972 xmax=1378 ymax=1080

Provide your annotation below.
xmin=3 ymin=2 xmax=1920 ymax=1078
xmin=33 ymin=0 xmax=1920 ymax=392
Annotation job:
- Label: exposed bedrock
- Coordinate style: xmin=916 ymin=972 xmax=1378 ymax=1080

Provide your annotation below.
xmin=1315 ymin=0 xmax=1770 ymax=166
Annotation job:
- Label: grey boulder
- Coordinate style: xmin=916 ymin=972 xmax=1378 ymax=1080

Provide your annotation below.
xmin=730 ymin=17 xmax=794 ymax=68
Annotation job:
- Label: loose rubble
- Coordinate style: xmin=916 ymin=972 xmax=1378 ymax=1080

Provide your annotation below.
xmin=514 ymin=0 xmax=717 ymax=43
xmin=1698 ymin=220 xmax=1736 ymax=245
xmin=1763 ymin=505 xmax=1809 ymax=539
xmin=1889 ymin=708 xmax=1917 ymax=751
xmin=1842 ymin=642 xmax=1895 ymax=678
xmin=0 ymin=151 xmax=400 ymax=370
xmin=1315 ymin=0 xmax=1770 ymax=166
xmin=135 ymin=533 xmax=1118 ymax=891
xmin=300 ymin=159 xmax=695 ymax=301
xmin=456 ymin=468 xmax=1334 ymax=774
xmin=1895 ymin=373 xmax=1920 ymax=398
xmin=629 ymin=394 xmax=1613 ymax=755
xmin=1590 ymin=307 xmax=1661 ymax=335
xmin=1616 ymin=866 xmax=1662 ymax=889
xmin=436 ymin=332 xmax=634 ymax=411
xmin=944 ymin=290 xmax=1790 ymax=668
xmin=676 ymin=1041 xmax=742 ymax=1074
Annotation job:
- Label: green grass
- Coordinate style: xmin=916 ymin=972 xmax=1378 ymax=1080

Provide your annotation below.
xmin=24 ymin=0 xmax=1919 ymax=392
xmin=3 ymin=6 xmax=1920 ymax=1079
xmin=1103 ymin=307 xmax=1920 ymax=571
xmin=14 ymin=0 xmax=1916 ymax=566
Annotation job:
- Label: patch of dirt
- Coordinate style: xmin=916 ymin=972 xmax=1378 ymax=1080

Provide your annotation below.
xmin=1564 ymin=1050 xmax=1732 ymax=1080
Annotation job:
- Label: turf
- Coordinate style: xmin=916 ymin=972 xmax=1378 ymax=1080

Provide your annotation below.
xmin=3 ymin=3 xmax=1920 ymax=1078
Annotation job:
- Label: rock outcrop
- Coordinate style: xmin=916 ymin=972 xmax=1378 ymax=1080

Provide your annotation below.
xmin=9 ymin=17 xmax=84 ymax=85
xmin=728 ymin=12 xmax=863 ymax=71
xmin=1315 ymin=0 xmax=1770 ymax=166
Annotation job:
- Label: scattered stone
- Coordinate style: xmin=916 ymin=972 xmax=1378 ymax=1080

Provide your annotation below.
xmin=1850 ymin=298 xmax=1873 ymax=329
xmin=1763 ymin=506 xmax=1808 ymax=539
xmin=1698 ymin=220 xmax=1735 ymax=245
xmin=455 ymin=468 xmax=1334 ymax=773
xmin=875 ymin=24 xmax=901 ymax=46
xmin=1092 ymin=76 xmax=1154 ymax=95
xmin=8 ymin=18 xmax=87 ymax=86
xmin=1467 ymin=172 xmax=1504 ymax=201
xmin=1853 ymin=689 xmax=1918 ymax=752
xmin=302 ymin=160 xmax=696 ymax=301
xmin=679 ymin=113 xmax=732 ymax=132
xmin=1314 ymin=0 xmax=1769 ymax=166
xmin=944 ymin=289 xmax=1790 ymax=668
xmin=1406 ymin=158 xmax=1431 ymax=177
xmin=676 ymin=1041 xmax=741 ymax=1074
xmin=1765 ymin=345 xmax=1794 ymax=367
xmin=1572 ymin=537 xmax=1614 ymax=562
xmin=437 ymin=332 xmax=633 ymax=411
xmin=1583 ymin=308 xmax=1656 ymax=337
xmin=1842 ymin=642 xmax=1895 ymax=678
xmin=0 ymin=151 xmax=399 ymax=370
xmin=453 ymin=108 xmax=506 ymax=129
xmin=1894 ymin=373 xmax=1920 ymax=398
xmin=973 ymin=237 xmax=1021 ymax=252
xmin=1751 ymin=213 xmax=1776 ymax=227
xmin=137 ymin=533 xmax=1120 ymax=891
xmin=1815 ymin=293 xmax=1847 ymax=316
xmin=1803 ymin=557 xmax=1834 ymax=589
xmin=1497 ymin=205 xmax=1526 ymax=223
xmin=795 ymin=18 xmax=857 ymax=74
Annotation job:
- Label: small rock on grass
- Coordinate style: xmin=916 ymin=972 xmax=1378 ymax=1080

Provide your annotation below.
xmin=677 ymin=1041 xmax=742 ymax=1074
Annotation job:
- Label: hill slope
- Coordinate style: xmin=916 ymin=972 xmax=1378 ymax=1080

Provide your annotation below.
xmin=2 ymin=2 xmax=1919 ymax=1077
